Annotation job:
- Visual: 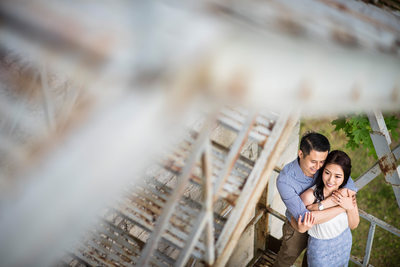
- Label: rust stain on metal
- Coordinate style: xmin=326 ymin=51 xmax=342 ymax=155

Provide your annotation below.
xmin=370 ymin=130 xmax=385 ymax=136
xmin=378 ymin=153 xmax=397 ymax=176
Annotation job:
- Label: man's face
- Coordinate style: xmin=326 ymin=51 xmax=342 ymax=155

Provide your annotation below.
xmin=298 ymin=149 xmax=328 ymax=177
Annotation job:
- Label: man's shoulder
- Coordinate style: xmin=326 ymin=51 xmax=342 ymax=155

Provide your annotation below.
xmin=277 ymin=160 xmax=297 ymax=183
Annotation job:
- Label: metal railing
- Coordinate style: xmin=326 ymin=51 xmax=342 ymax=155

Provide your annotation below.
xmin=264 ymin=206 xmax=400 ymax=267
xmin=350 ymin=209 xmax=400 ymax=267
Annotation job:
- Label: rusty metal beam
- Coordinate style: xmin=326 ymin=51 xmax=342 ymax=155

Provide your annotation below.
xmin=367 ymin=110 xmax=400 ymax=209
xmin=355 ymin=144 xmax=400 ymax=189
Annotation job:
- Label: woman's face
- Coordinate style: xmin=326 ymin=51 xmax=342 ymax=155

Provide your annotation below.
xmin=322 ymin=163 xmax=344 ymax=192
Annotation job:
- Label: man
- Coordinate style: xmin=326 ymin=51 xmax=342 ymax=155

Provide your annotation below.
xmin=273 ymin=132 xmax=357 ymax=267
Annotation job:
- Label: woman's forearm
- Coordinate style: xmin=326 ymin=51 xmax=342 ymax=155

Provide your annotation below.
xmin=347 ymin=205 xmax=359 ymax=229
xmin=343 ymin=190 xmax=359 ymax=229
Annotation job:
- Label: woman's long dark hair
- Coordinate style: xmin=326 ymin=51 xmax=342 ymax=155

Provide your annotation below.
xmin=314 ymin=150 xmax=352 ymax=202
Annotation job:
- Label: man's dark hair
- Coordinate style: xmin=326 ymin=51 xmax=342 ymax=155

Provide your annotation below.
xmin=299 ymin=132 xmax=330 ymax=157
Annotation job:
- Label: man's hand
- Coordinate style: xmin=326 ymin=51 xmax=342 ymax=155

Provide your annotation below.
xmin=297 ymin=212 xmax=315 ymax=232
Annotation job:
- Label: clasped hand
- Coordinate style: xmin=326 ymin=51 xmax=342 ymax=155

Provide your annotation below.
xmin=332 ymin=188 xmax=356 ymax=210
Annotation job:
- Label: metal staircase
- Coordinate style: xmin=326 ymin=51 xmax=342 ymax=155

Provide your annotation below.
xmin=250 ymin=250 xmax=277 ymax=267
xmin=57 ymin=108 xmax=297 ymax=266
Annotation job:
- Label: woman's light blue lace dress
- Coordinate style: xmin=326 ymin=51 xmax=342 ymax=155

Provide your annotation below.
xmin=307 ymin=227 xmax=352 ymax=267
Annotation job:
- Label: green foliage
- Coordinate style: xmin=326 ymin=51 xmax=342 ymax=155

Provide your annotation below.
xmin=332 ymin=115 xmax=399 ymax=158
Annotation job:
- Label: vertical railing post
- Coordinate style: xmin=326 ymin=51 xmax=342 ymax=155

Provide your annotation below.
xmin=203 ymin=141 xmax=215 ymax=265
xmin=213 ymin=112 xmax=256 ymax=201
xmin=363 ymin=223 xmax=376 ymax=267
xmin=137 ymin=116 xmax=215 ymax=267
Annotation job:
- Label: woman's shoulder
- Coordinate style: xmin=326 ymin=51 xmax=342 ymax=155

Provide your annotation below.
xmin=302 ymin=187 xmax=315 ymax=195
xmin=300 ymin=188 xmax=316 ymax=204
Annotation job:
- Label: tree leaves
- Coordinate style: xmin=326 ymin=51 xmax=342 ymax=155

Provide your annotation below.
xmin=331 ymin=114 xmax=399 ymax=159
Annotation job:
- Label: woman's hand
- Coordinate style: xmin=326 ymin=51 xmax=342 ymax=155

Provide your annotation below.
xmin=297 ymin=212 xmax=315 ymax=233
xmin=332 ymin=188 xmax=356 ymax=210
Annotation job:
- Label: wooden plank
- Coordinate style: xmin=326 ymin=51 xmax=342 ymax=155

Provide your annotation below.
xmin=119 ymin=204 xmax=197 ymax=248
xmin=120 ymin=200 xmax=156 ymax=223
xmin=125 ymin=195 xmax=162 ymax=217
xmin=131 ymin=191 xmax=165 ymax=210
xmin=96 ymin=233 xmax=140 ymax=262
xmin=111 ymin=209 xmax=205 ymax=259
xmin=72 ymin=248 xmax=104 ymax=267
xmin=95 ymin=235 xmax=135 ymax=265
xmin=152 ymin=250 xmax=175 ymax=266
xmin=136 ymin=117 xmax=214 ymax=266
xmin=218 ymin=116 xmax=266 ymax=144
xmin=175 ymin=211 xmax=209 ymax=267
xmin=91 ymin=231 xmax=137 ymax=264
xmin=65 ymin=252 xmax=93 ymax=267
xmin=163 ymin=138 xmax=257 ymax=189
xmin=75 ymin=239 xmax=118 ymax=267
xmin=101 ymin=220 xmax=144 ymax=252
xmin=214 ymin=112 xmax=256 ymax=200
xmin=83 ymin=238 xmax=125 ymax=265
xmin=211 ymin=140 xmax=255 ymax=169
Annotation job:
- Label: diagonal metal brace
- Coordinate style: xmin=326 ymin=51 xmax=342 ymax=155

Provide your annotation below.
xmin=378 ymin=153 xmax=400 ymax=187
xmin=368 ymin=110 xmax=400 ymax=209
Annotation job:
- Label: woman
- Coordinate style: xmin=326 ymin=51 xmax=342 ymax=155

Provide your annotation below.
xmin=291 ymin=150 xmax=359 ymax=267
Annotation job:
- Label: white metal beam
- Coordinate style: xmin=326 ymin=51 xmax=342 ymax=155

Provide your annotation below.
xmin=367 ymin=111 xmax=400 ymax=209
xmin=203 ymin=141 xmax=215 ymax=265
xmin=355 ymin=145 xmax=400 ymax=189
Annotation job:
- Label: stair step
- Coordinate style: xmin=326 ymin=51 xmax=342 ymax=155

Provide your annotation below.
xmin=251 ymin=249 xmax=277 ymax=267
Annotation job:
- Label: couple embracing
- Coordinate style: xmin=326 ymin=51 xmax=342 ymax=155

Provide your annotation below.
xmin=273 ymin=132 xmax=359 ymax=267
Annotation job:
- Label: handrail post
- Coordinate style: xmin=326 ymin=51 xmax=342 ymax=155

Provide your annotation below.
xmin=363 ymin=223 xmax=376 ymax=267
